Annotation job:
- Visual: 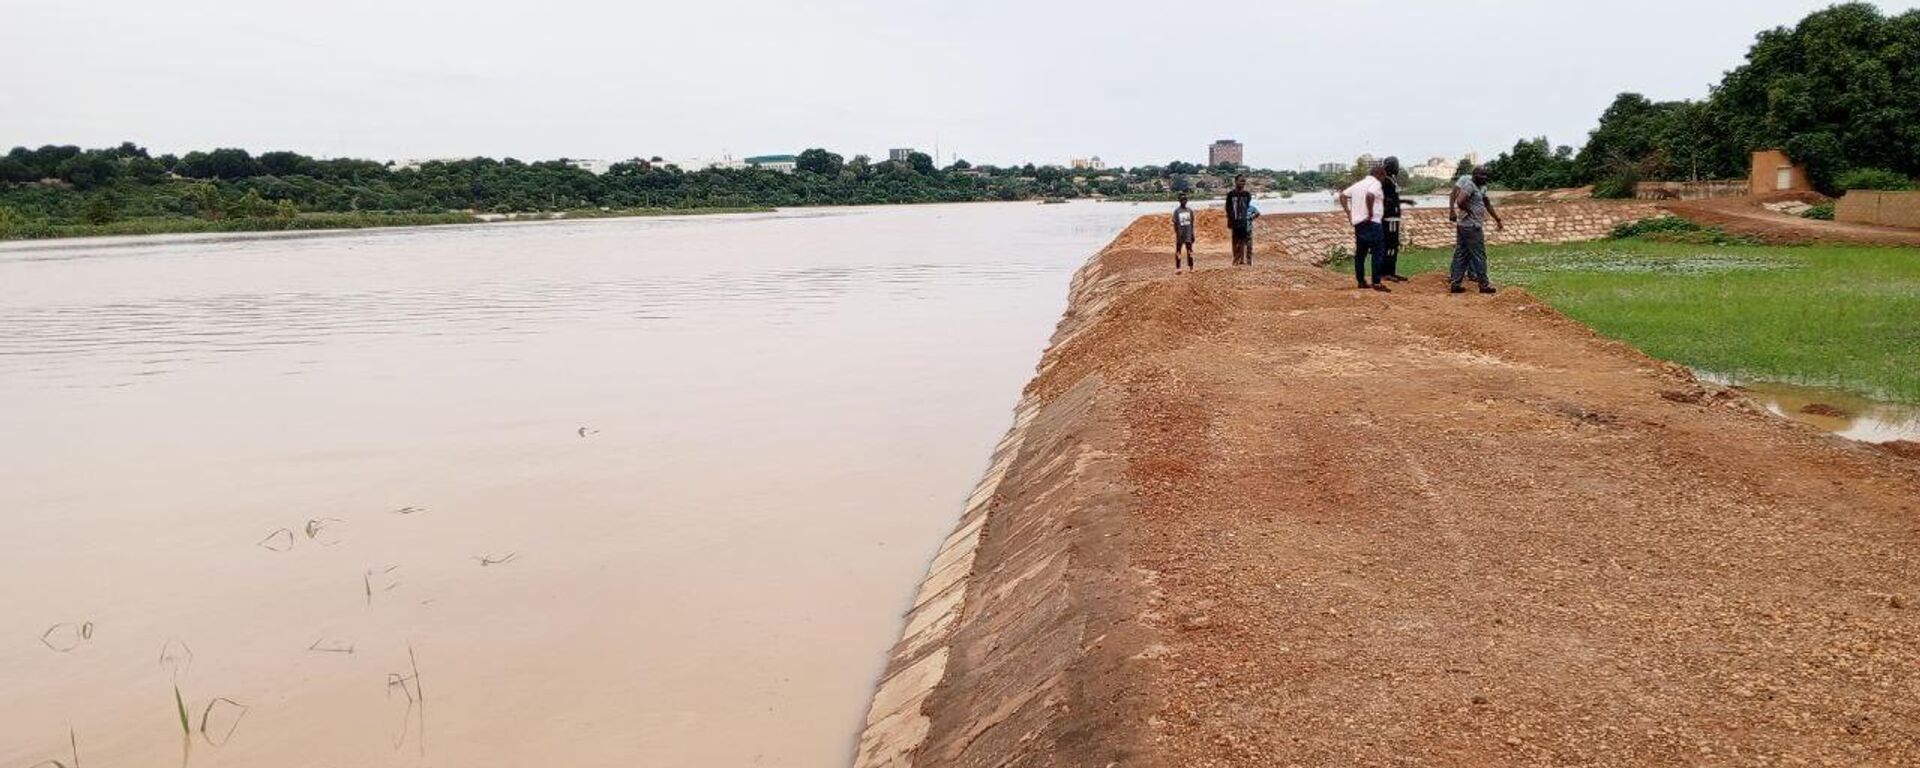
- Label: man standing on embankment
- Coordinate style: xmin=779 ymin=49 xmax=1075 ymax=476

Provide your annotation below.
xmin=1339 ymin=163 xmax=1391 ymax=292
xmin=1225 ymin=175 xmax=1256 ymax=266
xmin=1172 ymin=193 xmax=1196 ymax=273
xmin=1379 ymin=156 xmax=1412 ymax=283
xmin=1450 ymin=166 xmax=1504 ymax=294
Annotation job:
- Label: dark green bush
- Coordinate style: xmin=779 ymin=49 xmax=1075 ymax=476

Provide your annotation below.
xmin=1834 ymin=168 xmax=1914 ymax=191
xmin=1801 ymin=203 xmax=1835 ymax=220
xmin=1610 ymin=215 xmax=1758 ymax=245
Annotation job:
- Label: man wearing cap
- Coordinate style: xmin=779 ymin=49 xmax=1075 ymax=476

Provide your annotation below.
xmin=1379 ymin=156 xmax=1414 ymax=283
xmin=1449 ymin=166 xmax=1504 ymax=294
xmin=1338 ymin=162 xmax=1392 ymax=292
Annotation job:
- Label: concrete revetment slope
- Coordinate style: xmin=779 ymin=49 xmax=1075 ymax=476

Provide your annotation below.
xmin=853 ymin=213 xmax=1920 ymax=767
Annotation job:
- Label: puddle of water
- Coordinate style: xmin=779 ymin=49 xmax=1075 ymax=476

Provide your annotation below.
xmin=1698 ymin=373 xmax=1920 ymax=443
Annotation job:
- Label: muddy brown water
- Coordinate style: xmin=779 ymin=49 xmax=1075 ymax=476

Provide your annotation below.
xmin=1716 ymin=378 xmax=1920 ymax=443
xmin=0 ymin=202 xmax=1180 ymax=767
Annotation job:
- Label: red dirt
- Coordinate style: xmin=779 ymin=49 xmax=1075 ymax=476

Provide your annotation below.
xmin=914 ymin=227 xmax=1920 ymax=767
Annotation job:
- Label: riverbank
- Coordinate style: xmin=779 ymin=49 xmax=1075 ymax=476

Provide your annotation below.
xmin=0 ymin=205 xmax=773 ymax=242
xmin=856 ymin=217 xmax=1920 ymax=766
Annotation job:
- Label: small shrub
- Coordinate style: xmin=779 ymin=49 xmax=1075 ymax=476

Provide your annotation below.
xmin=1610 ymin=216 xmax=1704 ymax=239
xmin=1801 ymin=203 xmax=1835 ymax=220
xmin=1610 ymin=215 xmax=1757 ymax=246
xmin=1834 ymin=167 xmax=1914 ymax=191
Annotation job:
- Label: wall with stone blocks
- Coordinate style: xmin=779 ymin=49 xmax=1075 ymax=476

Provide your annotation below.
xmin=1257 ymin=202 xmax=1667 ymax=264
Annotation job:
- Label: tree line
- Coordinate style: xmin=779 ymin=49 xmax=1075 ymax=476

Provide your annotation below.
xmin=0 ymin=140 xmax=1341 ymax=237
xmin=1484 ymin=2 xmax=1919 ymax=195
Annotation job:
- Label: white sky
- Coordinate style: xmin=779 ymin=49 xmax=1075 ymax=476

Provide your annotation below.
xmin=5 ymin=0 xmax=1916 ymax=169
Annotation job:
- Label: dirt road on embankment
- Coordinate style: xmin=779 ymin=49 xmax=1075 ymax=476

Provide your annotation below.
xmin=861 ymin=217 xmax=1920 ymax=767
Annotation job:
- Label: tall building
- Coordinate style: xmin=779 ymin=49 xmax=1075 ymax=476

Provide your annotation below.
xmin=1208 ymin=139 xmax=1244 ymax=167
xmin=889 ymin=148 xmax=915 ymax=162
xmin=1316 ymin=161 xmax=1347 ymax=175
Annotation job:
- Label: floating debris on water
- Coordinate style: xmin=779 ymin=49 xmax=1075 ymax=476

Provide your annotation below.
xmin=200 ymin=697 xmax=248 ymax=746
xmin=307 ymin=638 xmax=356 ymax=654
xmin=304 ymin=517 xmax=345 ymax=545
xmin=256 ymin=527 xmax=296 ymax=552
xmin=474 ymin=553 xmax=517 ymax=567
xmin=39 ymin=621 xmax=94 ymax=652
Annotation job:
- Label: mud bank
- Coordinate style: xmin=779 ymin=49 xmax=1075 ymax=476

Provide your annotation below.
xmin=855 ymin=215 xmax=1920 ymax=767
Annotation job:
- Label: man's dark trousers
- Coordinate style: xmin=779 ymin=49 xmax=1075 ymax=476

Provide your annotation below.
xmin=1450 ymin=225 xmax=1489 ymax=287
xmin=1382 ymin=217 xmax=1402 ymax=277
xmin=1353 ymin=221 xmax=1385 ymax=286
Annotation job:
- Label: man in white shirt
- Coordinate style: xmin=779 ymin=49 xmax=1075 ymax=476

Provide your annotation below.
xmin=1338 ymin=163 xmax=1391 ymax=292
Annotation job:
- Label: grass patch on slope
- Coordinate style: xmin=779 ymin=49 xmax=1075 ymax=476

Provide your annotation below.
xmin=1391 ymin=239 xmax=1920 ymax=402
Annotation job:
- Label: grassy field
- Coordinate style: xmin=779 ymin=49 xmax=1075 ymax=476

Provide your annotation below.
xmin=1389 ymin=240 xmax=1920 ymax=403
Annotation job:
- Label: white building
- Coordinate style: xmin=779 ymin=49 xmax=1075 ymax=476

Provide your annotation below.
xmin=564 ymin=159 xmax=614 ymax=175
xmin=745 ymin=154 xmax=799 ymax=173
xmin=1071 ymin=156 xmax=1106 ymax=170
xmin=1410 ymin=156 xmax=1457 ymax=180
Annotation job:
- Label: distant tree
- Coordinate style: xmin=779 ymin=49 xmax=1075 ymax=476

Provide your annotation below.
xmin=947 ymin=158 xmax=972 ymax=171
xmin=191 ymin=183 xmax=224 ymax=219
xmin=0 ymin=156 xmax=36 ymax=183
xmin=907 ymin=151 xmax=935 ymax=174
xmin=1453 ymin=158 xmax=1475 ymax=179
xmin=258 ymin=150 xmax=318 ymax=177
xmin=1165 ymin=160 xmax=1201 ymax=175
xmin=796 ymin=148 xmax=844 ymax=176
xmin=230 ymin=189 xmax=276 ymax=218
xmin=1486 ymin=137 xmax=1578 ymax=190
xmin=81 ymin=193 xmax=120 ymax=225
xmin=57 ymin=152 xmax=122 ymax=190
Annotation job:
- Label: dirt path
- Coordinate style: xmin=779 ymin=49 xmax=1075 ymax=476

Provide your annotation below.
xmin=1668 ymin=195 xmax=1920 ymax=245
xmin=895 ymin=225 xmax=1920 ymax=767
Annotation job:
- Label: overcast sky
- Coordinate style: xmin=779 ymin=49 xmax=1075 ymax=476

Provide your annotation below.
xmin=6 ymin=0 xmax=1917 ymax=169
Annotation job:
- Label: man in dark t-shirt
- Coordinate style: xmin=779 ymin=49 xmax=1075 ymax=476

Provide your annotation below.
xmin=1225 ymin=175 xmax=1255 ymax=266
xmin=1379 ymin=156 xmax=1414 ymax=283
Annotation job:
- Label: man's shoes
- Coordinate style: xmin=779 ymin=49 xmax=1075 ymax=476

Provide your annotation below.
xmin=1371 ymin=283 xmax=1392 ymax=292
xmin=1449 ymin=285 xmax=1467 ymax=294
xmin=1480 ymin=285 xmax=1498 ymax=294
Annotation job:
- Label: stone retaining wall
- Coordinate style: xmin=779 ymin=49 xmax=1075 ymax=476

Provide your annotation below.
xmin=1259 ymin=201 xmax=1666 ymax=264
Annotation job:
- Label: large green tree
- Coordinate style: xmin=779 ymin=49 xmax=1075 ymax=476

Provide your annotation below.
xmin=1711 ymin=2 xmax=1920 ymax=189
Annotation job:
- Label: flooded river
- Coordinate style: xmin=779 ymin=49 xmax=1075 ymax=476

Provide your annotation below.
xmin=0 ymin=202 xmax=1153 ymax=767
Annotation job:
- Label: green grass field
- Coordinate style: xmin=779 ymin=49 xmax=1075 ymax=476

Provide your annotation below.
xmin=1389 ymin=240 xmax=1920 ymax=403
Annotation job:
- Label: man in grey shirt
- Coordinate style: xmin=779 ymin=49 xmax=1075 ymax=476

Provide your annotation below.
xmin=1449 ymin=166 xmax=1505 ymax=294
xmin=1172 ymin=192 xmax=1196 ymax=273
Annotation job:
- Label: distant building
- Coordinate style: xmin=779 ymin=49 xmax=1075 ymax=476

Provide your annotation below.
xmin=1410 ymin=156 xmax=1458 ymax=180
xmin=1071 ymin=156 xmax=1106 ymax=170
xmin=889 ymin=148 xmax=915 ymax=162
xmin=684 ymin=154 xmax=747 ymax=170
xmin=564 ymin=158 xmax=613 ymax=175
xmin=1749 ymin=149 xmax=1810 ymax=195
xmin=1208 ymin=139 xmax=1244 ymax=167
xmin=1315 ymin=162 xmax=1347 ymax=175
xmin=392 ymin=157 xmax=471 ymax=171
xmin=745 ymin=154 xmax=799 ymax=173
